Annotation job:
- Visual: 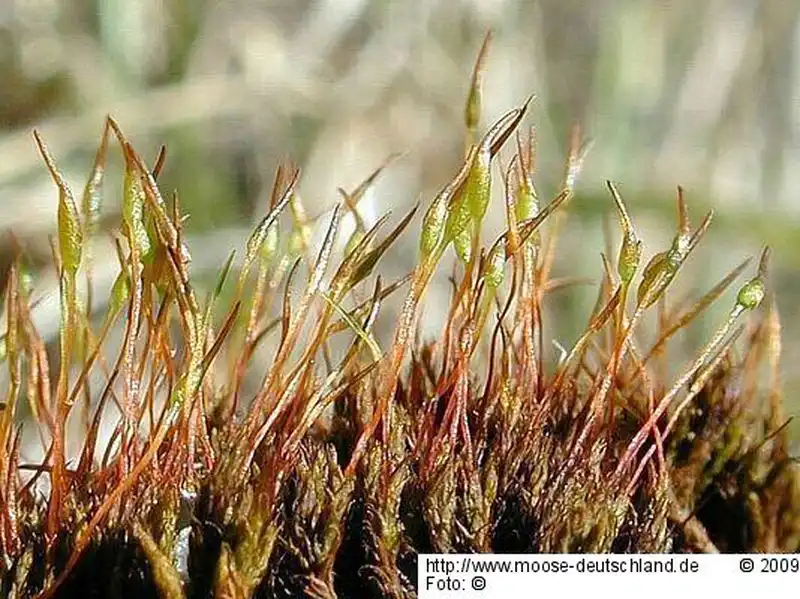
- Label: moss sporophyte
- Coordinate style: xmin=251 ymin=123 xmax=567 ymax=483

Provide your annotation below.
xmin=0 ymin=31 xmax=798 ymax=599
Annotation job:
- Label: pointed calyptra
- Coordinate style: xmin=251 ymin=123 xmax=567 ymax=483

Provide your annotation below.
xmin=607 ymin=181 xmax=642 ymax=284
xmin=33 ymin=131 xmax=83 ymax=276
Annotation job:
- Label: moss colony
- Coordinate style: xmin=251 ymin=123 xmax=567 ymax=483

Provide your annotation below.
xmin=1 ymin=34 xmax=798 ymax=599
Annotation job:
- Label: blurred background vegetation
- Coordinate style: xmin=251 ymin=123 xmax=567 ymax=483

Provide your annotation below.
xmin=1 ymin=0 xmax=799 ymax=443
